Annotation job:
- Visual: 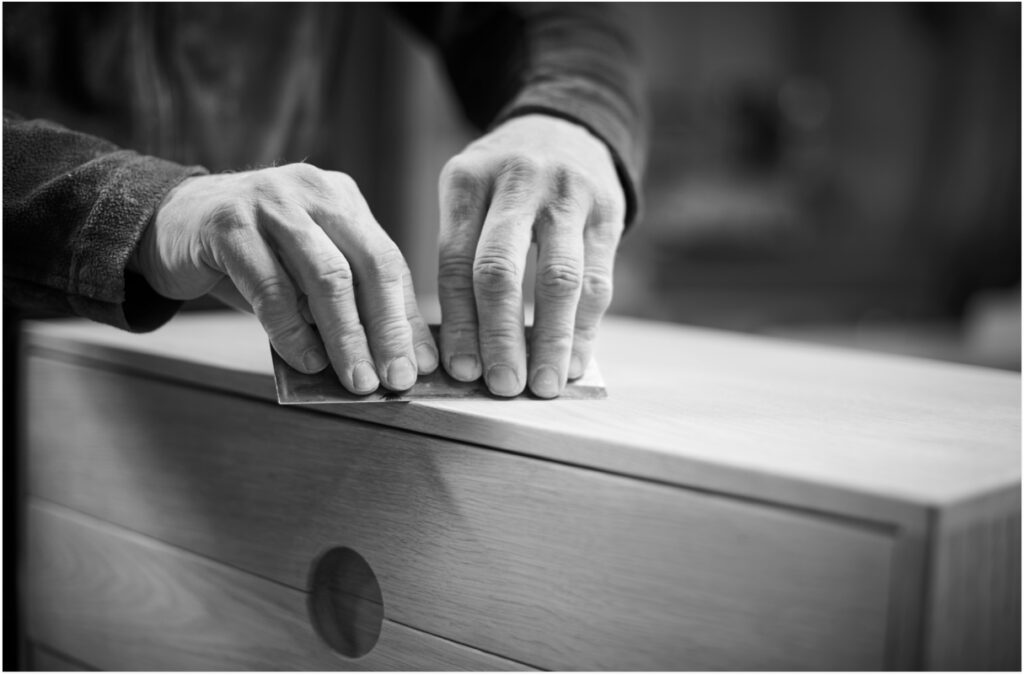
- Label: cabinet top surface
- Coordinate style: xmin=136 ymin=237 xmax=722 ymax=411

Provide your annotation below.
xmin=25 ymin=311 xmax=1021 ymax=522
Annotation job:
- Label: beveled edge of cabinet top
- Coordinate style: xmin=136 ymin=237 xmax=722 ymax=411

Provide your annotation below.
xmin=22 ymin=310 xmax=1021 ymax=530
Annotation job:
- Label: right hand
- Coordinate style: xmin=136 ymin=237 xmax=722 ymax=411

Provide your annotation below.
xmin=132 ymin=163 xmax=437 ymax=394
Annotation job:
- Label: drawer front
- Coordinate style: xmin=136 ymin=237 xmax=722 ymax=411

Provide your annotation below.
xmin=27 ymin=355 xmax=893 ymax=669
xmin=25 ymin=501 xmax=525 ymax=671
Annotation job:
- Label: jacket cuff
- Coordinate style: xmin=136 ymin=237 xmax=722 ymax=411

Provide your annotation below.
xmin=72 ymin=154 xmax=205 ymax=332
xmin=66 ymin=282 xmax=183 ymax=333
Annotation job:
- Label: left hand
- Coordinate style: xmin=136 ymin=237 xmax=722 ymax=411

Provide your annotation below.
xmin=437 ymin=114 xmax=625 ymax=398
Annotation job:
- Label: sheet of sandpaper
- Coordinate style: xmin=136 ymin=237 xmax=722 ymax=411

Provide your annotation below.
xmin=272 ymin=325 xmax=607 ymax=403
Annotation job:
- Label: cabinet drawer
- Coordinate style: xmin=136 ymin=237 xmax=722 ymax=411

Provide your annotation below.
xmin=27 ymin=355 xmax=893 ymax=669
xmin=26 ymin=502 xmax=525 ymax=670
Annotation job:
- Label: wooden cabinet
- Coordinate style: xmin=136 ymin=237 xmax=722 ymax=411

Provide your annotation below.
xmin=20 ymin=312 xmax=1020 ymax=670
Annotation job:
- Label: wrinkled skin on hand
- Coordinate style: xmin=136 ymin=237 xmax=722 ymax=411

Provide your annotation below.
xmin=134 ymin=115 xmax=623 ymax=399
xmin=133 ymin=164 xmax=438 ymax=395
xmin=437 ymin=114 xmax=626 ymax=398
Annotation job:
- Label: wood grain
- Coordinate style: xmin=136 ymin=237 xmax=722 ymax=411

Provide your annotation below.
xmin=26 ymin=356 xmax=893 ymax=670
xmin=25 ymin=501 xmax=528 ymax=671
xmin=25 ymin=310 xmax=1020 ymax=529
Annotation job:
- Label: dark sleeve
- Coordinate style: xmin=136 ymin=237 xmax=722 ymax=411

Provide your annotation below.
xmin=2 ymin=111 xmax=208 ymax=331
xmin=392 ymin=3 xmax=649 ymax=227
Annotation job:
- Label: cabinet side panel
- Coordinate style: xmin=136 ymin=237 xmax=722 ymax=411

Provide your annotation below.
xmin=884 ymin=527 xmax=930 ymax=669
xmin=925 ymin=490 xmax=1021 ymax=670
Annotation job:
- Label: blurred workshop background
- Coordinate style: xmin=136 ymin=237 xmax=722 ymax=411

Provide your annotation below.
xmin=6 ymin=3 xmax=1019 ymax=370
xmin=380 ymin=1 xmax=1019 ymax=368
xmin=376 ymin=2 xmax=1021 ymax=371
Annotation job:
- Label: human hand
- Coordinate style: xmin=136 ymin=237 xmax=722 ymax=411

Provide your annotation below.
xmin=132 ymin=164 xmax=438 ymax=394
xmin=437 ymin=114 xmax=625 ymax=398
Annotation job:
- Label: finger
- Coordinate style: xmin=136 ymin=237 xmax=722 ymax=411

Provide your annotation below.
xmin=298 ymin=295 xmax=314 ymax=324
xmin=305 ymin=173 xmax=416 ymax=391
xmin=437 ymin=157 xmax=486 ymax=381
xmin=528 ymin=193 xmax=588 ymax=398
xmin=568 ymin=219 xmax=621 ymax=380
xmin=474 ymin=162 xmax=538 ymax=397
xmin=257 ymin=204 xmax=380 ymax=395
xmin=401 ymin=261 xmax=438 ymax=374
xmin=210 ymin=278 xmax=313 ymax=326
xmin=211 ymin=226 xmax=329 ymax=376
xmin=210 ymin=277 xmax=252 ymax=313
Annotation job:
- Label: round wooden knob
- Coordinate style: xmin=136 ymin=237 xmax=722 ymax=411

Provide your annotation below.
xmin=308 ymin=547 xmax=383 ymax=658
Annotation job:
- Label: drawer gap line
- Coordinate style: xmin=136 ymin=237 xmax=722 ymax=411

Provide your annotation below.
xmin=383 ymin=616 xmax=545 ymax=671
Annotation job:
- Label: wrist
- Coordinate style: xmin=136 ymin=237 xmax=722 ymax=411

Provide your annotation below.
xmin=128 ymin=175 xmax=196 ymax=279
xmin=127 ymin=225 xmax=149 ymax=275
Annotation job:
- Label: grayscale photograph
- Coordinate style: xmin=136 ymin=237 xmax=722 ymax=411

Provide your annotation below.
xmin=3 ymin=2 xmax=1020 ymax=671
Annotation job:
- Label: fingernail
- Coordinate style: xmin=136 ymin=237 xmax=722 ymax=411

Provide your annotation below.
xmin=569 ymin=355 xmax=585 ymax=380
xmin=531 ymin=366 xmax=561 ymax=399
xmin=415 ymin=343 xmax=438 ymax=373
xmin=352 ymin=360 xmax=379 ymax=394
xmin=387 ymin=356 xmax=416 ymax=390
xmin=486 ymin=364 xmax=520 ymax=397
xmin=449 ymin=354 xmax=480 ymax=381
xmin=302 ymin=347 xmax=328 ymax=373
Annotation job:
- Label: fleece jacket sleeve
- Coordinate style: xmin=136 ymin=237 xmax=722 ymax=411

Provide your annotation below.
xmin=392 ymin=3 xmax=649 ymax=228
xmin=3 ymin=111 xmax=208 ymax=331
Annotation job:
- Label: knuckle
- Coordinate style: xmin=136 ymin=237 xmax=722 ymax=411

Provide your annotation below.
xmin=437 ymin=254 xmax=476 ymax=294
xmin=580 ymin=272 xmax=614 ymax=313
xmin=591 ymin=217 xmax=625 ymax=241
xmin=549 ymin=197 xmax=587 ymax=222
xmin=573 ymin=323 xmax=600 ymax=344
xmin=491 ymin=158 xmax=544 ymax=209
xmin=479 ymin=321 xmax=523 ymax=347
xmin=537 ymin=261 xmax=583 ymax=298
xmin=285 ymin=163 xmax=329 ymax=192
xmin=210 ymin=200 xmax=252 ymax=233
xmin=367 ymin=315 xmax=412 ymax=349
xmin=532 ymin=328 xmax=574 ymax=354
xmin=267 ymin=316 xmax=309 ymax=348
xmin=247 ymin=171 xmax=281 ymax=200
xmin=250 ymin=280 xmax=301 ymax=329
xmin=327 ymin=170 xmax=359 ymax=194
xmin=320 ymin=319 xmax=367 ymax=356
xmin=594 ymin=192 xmax=627 ymax=224
xmin=535 ymin=167 xmax=593 ymax=227
xmin=535 ymin=199 xmax=583 ymax=231
xmin=442 ymin=319 xmax=478 ymax=342
xmin=363 ymin=247 xmax=406 ymax=285
xmin=440 ymin=156 xmax=482 ymax=193
xmin=285 ymin=162 xmax=321 ymax=181
xmin=553 ymin=165 xmax=590 ymax=199
xmin=250 ymin=275 xmax=294 ymax=306
xmin=309 ymin=262 xmax=354 ymax=297
xmin=473 ymin=254 xmax=520 ymax=294
xmin=204 ymin=204 xmax=256 ymax=267
xmin=583 ymin=271 xmax=614 ymax=298
xmin=499 ymin=155 xmax=544 ymax=185
xmin=298 ymin=170 xmax=361 ymax=217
